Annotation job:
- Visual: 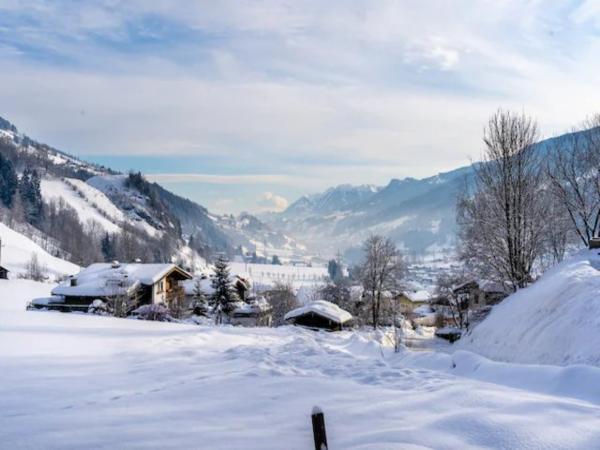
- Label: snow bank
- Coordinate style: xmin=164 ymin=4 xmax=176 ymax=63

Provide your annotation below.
xmin=0 ymin=222 xmax=78 ymax=279
xmin=459 ymin=249 xmax=600 ymax=366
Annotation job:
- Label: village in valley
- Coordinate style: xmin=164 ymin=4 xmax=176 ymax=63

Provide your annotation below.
xmin=2 ymin=2 xmax=600 ymax=449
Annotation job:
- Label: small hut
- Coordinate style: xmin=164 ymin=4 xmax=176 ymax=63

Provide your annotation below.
xmin=284 ymin=300 xmax=353 ymax=331
xmin=0 ymin=265 xmax=9 ymax=280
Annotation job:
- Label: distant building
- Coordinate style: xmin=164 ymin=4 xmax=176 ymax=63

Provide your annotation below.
xmin=44 ymin=262 xmax=192 ymax=312
xmin=230 ymin=297 xmax=273 ymax=327
xmin=396 ymin=290 xmax=431 ymax=314
xmin=0 ymin=265 xmax=9 ymax=280
xmin=452 ymin=279 xmax=510 ymax=310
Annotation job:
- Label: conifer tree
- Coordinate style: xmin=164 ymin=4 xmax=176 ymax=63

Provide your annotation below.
xmin=0 ymin=153 xmax=17 ymax=208
xmin=211 ymin=256 xmax=237 ymax=321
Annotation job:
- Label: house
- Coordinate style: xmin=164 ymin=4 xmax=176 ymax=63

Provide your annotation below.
xmin=590 ymin=238 xmax=600 ymax=249
xmin=0 ymin=265 xmax=8 ymax=280
xmin=396 ymin=290 xmax=431 ymax=314
xmin=230 ymin=296 xmax=273 ymax=327
xmin=46 ymin=262 xmax=192 ymax=312
xmin=284 ymin=300 xmax=353 ymax=331
xmin=452 ymin=279 xmax=510 ymax=310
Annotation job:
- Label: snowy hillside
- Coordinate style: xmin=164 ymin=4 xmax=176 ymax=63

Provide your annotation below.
xmin=41 ymin=177 xmax=123 ymax=234
xmin=0 ymin=222 xmax=78 ymax=279
xmin=459 ymin=249 xmax=600 ymax=367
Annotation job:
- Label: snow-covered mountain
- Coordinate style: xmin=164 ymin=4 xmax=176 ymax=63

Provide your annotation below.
xmin=263 ymin=128 xmax=591 ymax=261
xmin=263 ymin=168 xmax=473 ymax=260
xmin=0 ymin=117 xmax=303 ymax=262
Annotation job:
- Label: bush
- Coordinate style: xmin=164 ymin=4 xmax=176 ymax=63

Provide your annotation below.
xmin=88 ymin=299 xmax=111 ymax=316
xmin=131 ymin=304 xmax=173 ymax=322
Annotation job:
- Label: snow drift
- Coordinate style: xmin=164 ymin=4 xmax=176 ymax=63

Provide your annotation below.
xmin=459 ymin=249 xmax=600 ymax=367
xmin=0 ymin=223 xmax=78 ymax=279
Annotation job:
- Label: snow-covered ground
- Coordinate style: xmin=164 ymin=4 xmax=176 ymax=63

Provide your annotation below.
xmin=0 ymin=222 xmax=78 ymax=279
xmin=2 ymin=279 xmax=600 ymax=449
xmin=459 ymin=249 xmax=600 ymax=367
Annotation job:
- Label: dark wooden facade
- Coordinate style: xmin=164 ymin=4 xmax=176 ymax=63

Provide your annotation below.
xmin=0 ymin=266 xmax=8 ymax=280
xmin=287 ymin=312 xmax=346 ymax=331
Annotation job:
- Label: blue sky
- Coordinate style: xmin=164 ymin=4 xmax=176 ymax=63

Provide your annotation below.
xmin=1 ymin=1 xmax=600 ymax=214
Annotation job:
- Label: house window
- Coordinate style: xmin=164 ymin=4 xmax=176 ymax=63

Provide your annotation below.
xmin=158 ymin=281 xmax=164 ymax=293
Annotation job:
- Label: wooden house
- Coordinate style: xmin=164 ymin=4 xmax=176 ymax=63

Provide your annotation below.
xmin=284 ymin=300 xmax=353 ymax=331
xmin=0 ymin=265 xmax=8 ymax=280
xmin=48 ymin=262 xmax=192 ymax=312
xmin=453 ymin=279 xmax=509 ymax=310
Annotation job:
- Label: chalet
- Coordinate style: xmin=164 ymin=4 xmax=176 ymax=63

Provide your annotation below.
xmin=0 ymin=265 xmax=8 ymax=280
xmin=47 ymin=262 xmax=192 ymax=312
xmin=453 ymin=279 xmax=510 ymax=310
xmin=284 ymin=300 xmax=353 ymax=331
xmin=396 ymin=290 xmax=431 ymax=314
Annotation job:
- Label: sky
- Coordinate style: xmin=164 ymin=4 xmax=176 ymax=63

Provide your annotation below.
xmin=1 ymin=1 xmax=600 ymax=214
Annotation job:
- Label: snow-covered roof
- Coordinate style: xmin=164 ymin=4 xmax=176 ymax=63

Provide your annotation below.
xmin=284 ymin=300 xmax=353 ymax=325
xmin=233 ymin=297 xmax=272 ymax=315
xmin=402 ymin=290 xmax=431 ymax=303
xmin=52 ymin=263 xmax=191 ymax=297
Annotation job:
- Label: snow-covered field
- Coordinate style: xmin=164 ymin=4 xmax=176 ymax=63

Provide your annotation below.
xmin=2 ymin=279 xmax=600 ymax=449
xmin=0 ymin=222 xmax=78 ymax=280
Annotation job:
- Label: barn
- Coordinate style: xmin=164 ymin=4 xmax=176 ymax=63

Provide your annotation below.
xmin=284 ymin=300 xmax=353 ymax=331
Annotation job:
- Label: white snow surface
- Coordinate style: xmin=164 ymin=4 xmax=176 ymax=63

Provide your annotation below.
xmin=41 ymin=177 xmax=123 ymax=234
xmin=284 ymin=300 xmax=354 ymax=324
xmin=0 ymin=222 xmax=78 ymax=279
xmin=459 ymin=249 xmax=600 ymax=367
xmin=2 ymin=280 xmax=600 ymax=448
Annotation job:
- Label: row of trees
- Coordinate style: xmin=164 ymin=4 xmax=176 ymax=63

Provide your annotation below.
xmin=458 ymin=110 xmax=600 ymax=291
xmin=0 ymin=156 xmax=44 ymax=226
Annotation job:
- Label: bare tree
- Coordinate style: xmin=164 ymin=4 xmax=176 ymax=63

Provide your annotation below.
xmin=434 ymin=273 xmax=470 ymax=330
xmin=25 ymin=252 xmax=46 ymax=281
xmin=266 ymin=282 xmax=299 ymax=326
xmin=547 ymin=115 xmax=600 ymax=247
xmin=458 ymin=110 xmax=547 ymax=291
xmin=359 ymin=235 xmax=404 ymax=329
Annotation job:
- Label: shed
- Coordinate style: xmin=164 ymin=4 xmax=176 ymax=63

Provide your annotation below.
xmin=284 ymin=300 xmax=353 ymax=331
xmin=0 ymin=265 xmax=8 ymax=280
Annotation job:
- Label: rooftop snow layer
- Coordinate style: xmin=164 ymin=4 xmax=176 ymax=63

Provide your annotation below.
xmin=459 ymin=249 xmax=600 ymax=367
xmin=52 ymin=263 xmax=185 ymax=297
xmin=284 ymin=300 xmax=353 ymax=324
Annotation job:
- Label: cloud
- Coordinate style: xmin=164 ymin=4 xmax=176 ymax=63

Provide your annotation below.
xmin=2 ymin=1 xmax=600 ymax=214
xmin=257 ymin=192 xmax=289 ymax=212
xmin=146 ymin=173 xmax=292 ymax=185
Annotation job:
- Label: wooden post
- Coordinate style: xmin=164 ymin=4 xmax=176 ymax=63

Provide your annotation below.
xmin=311 ymin=406 xmax=328 ymax=450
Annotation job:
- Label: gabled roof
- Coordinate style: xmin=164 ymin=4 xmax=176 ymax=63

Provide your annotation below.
xmin=52 ymin=263 xmax=191 ymax=297
xmin=0 ymin=265 xmax=9 ymax=272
